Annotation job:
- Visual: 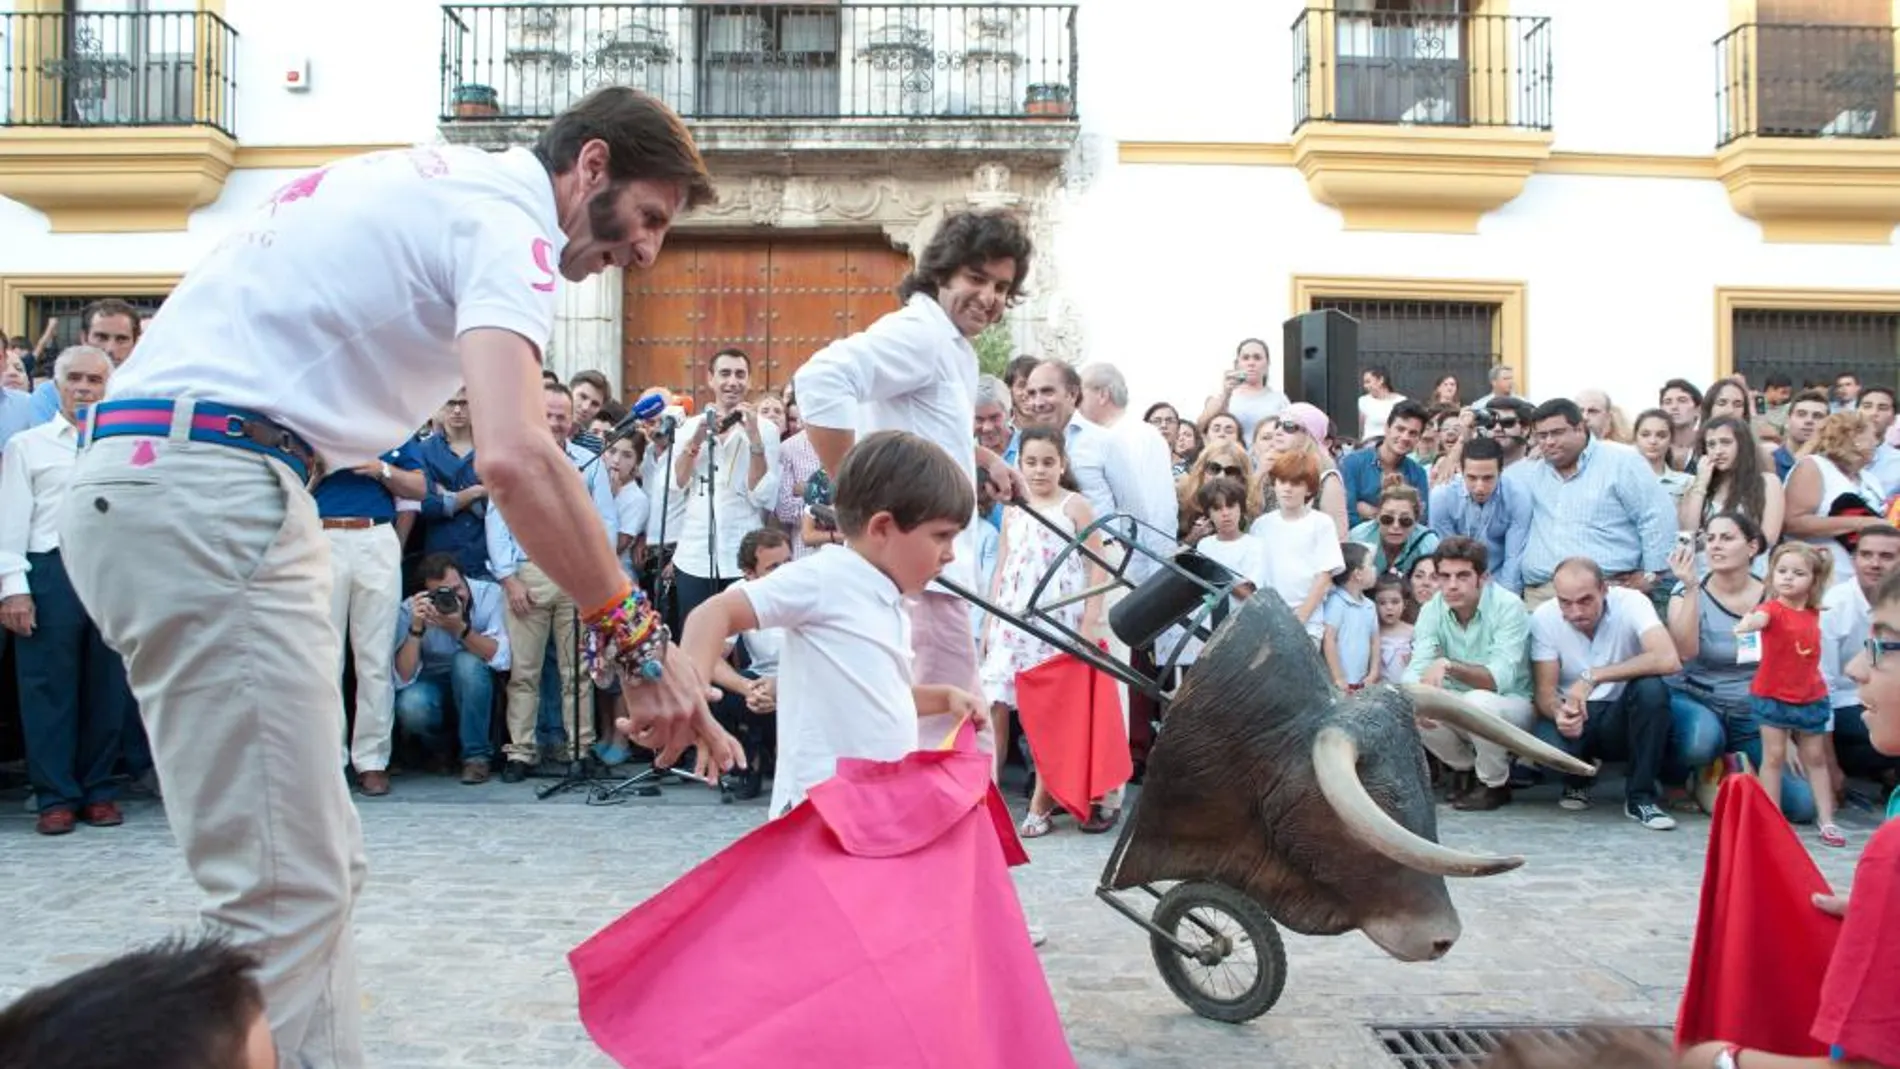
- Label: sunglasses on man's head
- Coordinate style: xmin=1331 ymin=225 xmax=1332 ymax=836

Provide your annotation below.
xmin=1378 ymin=514 xmax=1417 ymax=529
xmin=1864 ymin=636 xmax=1900 ymax=667
xmin=1206 ymin=463 xmax=1245 ymax=479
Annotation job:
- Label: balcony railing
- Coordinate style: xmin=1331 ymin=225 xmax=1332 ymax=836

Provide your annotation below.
xmin=1716 ymin=23 xmax=1900 ymax=146
xmin=0 ymin=9 xmax=237 ymax=134
xmin=1292 ymin=8 xmax=1551 ymax=131
xmin=440 ymin=3 xmax=1078 ymax=122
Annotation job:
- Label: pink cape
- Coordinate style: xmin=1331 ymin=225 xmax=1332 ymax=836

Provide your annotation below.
xmin=569 ymin=740 xmax=1077 ymax=1069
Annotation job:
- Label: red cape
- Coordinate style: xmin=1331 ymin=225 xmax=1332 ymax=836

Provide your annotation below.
xmin=1014 ymin=651 xmax=1132 ymax=820
xmin=569 ymin=742 xmax=1075 ymax=1069
xmin=1676 ymin=775 xmax=1841 ymax=1054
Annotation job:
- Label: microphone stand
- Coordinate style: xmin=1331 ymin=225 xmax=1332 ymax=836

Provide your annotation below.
xmin=537 ymin=434 xmax=623 ymax=802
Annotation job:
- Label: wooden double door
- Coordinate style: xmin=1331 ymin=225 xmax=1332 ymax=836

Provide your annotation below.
xmin=622 ymin=236 xmax=912 ymax=406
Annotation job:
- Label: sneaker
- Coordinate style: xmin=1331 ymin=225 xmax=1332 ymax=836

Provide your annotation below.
xmin=1626 ymin=801 xmax=1678 ymax=831
xmin=1558 ymin=787 xmax=1591 ymax=811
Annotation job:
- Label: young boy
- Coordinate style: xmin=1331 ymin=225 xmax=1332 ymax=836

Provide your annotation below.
xmin=681 ymin=431 xmax=986 ymax=818
xmin=0 ymin=937 xmax=275 ymax=1069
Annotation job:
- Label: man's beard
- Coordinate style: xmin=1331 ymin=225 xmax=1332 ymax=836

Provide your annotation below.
xmin=588 ymin=184 xmax=627 ymax=243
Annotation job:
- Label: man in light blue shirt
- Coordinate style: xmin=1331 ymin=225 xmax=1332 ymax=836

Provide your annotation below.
xmin=1429 ymin=435 xmax=1523 ymax=593
xmin=392 ymin=553 xmax=512 ymax=783
xmin=1506 ymin=399 xmax=1676 ymax=609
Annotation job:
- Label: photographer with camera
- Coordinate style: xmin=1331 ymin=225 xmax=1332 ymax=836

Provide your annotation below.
xmin=393 ymin=552 xmax=511 ymax=784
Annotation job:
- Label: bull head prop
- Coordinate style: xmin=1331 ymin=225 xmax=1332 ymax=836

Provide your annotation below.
xmin=1105 ymin=591 xmax=1594 ymax=963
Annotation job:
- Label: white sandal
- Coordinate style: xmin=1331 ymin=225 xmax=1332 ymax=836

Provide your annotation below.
xmin=1019 ymin=810 xmax=1054 ymax=838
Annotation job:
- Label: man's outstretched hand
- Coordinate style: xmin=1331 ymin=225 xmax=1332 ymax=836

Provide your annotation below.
xmin=613 ymin=643 xmax=745 ymax=776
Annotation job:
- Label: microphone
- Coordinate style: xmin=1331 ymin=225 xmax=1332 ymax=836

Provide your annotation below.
xmin=598 ymin=392 xmax=669 ymax=451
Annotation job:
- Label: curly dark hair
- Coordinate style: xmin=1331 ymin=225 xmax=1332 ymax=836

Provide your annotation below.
xmin=897 ymin=210 xmax=1033 ymax=304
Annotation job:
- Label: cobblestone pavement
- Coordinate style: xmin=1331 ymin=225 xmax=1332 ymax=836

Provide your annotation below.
xmin=1 ymin=771 xmax=1872 ymax=1068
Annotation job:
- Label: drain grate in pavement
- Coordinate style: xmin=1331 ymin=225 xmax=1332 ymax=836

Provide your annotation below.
xmin=1371 ymin=1023 xmax=1672 ymax=1069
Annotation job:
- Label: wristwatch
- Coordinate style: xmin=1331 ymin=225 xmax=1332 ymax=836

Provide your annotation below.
xmin=1579 ymin=668 xmax=1597 ymax=688
xmin=458 ymin=621 xmax=472 ymax=641
xmin=379 ymin=461 xmax=392 ymax=481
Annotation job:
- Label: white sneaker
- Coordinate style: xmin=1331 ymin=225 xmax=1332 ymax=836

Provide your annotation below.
xmin=1558 ymin=787 xmax=1590 ymax=811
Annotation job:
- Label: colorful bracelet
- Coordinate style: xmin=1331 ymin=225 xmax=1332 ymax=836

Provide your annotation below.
xmin=583 ymin=587 xmax=668 ymax=686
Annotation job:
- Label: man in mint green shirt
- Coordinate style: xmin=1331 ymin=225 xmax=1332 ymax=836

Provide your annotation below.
xmin=1403 ymin=536 xmax=1534 ymax=811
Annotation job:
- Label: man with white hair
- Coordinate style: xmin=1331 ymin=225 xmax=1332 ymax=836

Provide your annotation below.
xmin=0 ymin=346 xmax=135 ymax=836
xmin=1574 ymin=389 xmax=1619 ymax=442
xmin=974 ymin=374 xmax=1012 ymax=459
xmin=1076 ymin=361 xmax=1178 ymax=570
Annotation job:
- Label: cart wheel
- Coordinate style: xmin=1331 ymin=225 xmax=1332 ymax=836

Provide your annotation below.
xmin=1148 ymin=880 xmax=1286 ymax=1023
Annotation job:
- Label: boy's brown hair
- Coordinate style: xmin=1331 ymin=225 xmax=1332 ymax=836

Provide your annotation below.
xmin=1767 ymin=541 xmax=1833 ymax=610
xmin=834 ymin=431 xmax=975 ymax=537
xmin=1194 ymin=475 xmax=1249 ymax=518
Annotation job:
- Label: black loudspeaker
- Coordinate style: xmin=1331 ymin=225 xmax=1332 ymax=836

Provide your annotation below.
xmin=1282 ymin=309 xmax=1360 ymax=439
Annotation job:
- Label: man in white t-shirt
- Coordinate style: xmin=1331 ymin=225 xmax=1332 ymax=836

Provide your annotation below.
xmin=53 ymin=88 xmax=732 ymax=1065
xmin=1528 ymin=558 xmax=1682 ymax=832
xmin=793 ymin=210 xmax=1032 ymax=750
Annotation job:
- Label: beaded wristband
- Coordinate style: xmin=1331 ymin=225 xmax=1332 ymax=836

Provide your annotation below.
xmin=582 ymin=587 xmax=668 ymax=686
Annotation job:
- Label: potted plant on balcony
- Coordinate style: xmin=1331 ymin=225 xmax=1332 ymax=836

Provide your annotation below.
xmin=451 ymin=83 xmax=499 ymax=119
xmin=1024 ymin=83 xmax=1071 ymax=117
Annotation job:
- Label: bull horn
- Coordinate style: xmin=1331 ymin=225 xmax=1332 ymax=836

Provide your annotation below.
xmin=1312 ymin=726 xmax=1523 ymax=879
xmin=1402 ymin=685 xmax=1598 ymax=778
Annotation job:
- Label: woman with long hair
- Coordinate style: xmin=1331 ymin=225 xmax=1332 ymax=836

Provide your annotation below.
xmin=1177 ymin=441 xmax=1260 ymax=542
xmin=1196 ymin=337 xmax=1288 ymax=442
xmin=1430 ymin=374 xmax=1460 ymax=408
xmin=1680 ymin=416 xmax=1783 ymax=570
xmin=1171 ymin=420 xmax=1202 ymax=477
xmin=1784 ymin=410 xmax=1890 ymax=580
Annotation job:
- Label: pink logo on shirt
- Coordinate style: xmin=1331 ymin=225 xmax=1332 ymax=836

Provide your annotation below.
xmin=406 ymin=148 xmax=449 ymax=179
xmin=531 ymin=238 xmax=557 ymax=293
xmin=267 ymin=168 xmax=329 ymax=213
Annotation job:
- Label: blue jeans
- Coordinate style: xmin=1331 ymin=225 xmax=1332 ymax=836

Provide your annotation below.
xmin=536 ymin=639 xmax=566 ymax=752
xmin=1666 ymin=688 xmax=1817 ymax=823
xmin=394 ymin=650 xmax=496 ymax=763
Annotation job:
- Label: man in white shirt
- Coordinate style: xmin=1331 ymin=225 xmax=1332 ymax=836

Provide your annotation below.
xmin=53 ymin=89 xmax=732 ymax=1065
xmin=1823 ymin=524 xmax=1900 ymax=784
xmin=660 ymin=348 xmax=782 ymax=622
xmin=1528 ymin=558 xmax=1683 ymax=832
xmin=793 ymin=210 xmax=1032 ymax=750
xmin=485 ymin=381 xmax=619 ymax=782
xmin=0 ymin=346 xmax=135 ymax=837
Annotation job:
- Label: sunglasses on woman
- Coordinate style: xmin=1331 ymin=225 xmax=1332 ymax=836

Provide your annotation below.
xmin=1275 ymin=419 xmax=1305 ymax=434
xmin=1206 ymin=463 xmax=1245 ymax=479
xmin=1378 ymin=514 xmax=1417 ymax=529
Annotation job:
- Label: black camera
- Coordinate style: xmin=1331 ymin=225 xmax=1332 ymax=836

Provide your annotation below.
xmin=426 ymin=587 xmax=462 ymax=614
xmin=1468 ymin=408 xmax=1497 ymax=432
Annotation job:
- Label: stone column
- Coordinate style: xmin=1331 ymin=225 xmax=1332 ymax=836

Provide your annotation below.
xmin=546 ymin=267 xmax=625 ymax=395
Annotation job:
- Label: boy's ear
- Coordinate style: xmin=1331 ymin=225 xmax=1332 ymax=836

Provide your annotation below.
xmin=861 ymin=510 xmax=895 ymax=539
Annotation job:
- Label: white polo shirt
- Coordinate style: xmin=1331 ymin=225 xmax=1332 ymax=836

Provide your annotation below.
xmin=105 ymin=146 xmax=561 ymax=467
xmin=1529 ymin=585 xmax=1664 ymax=702
xmin=742 ymin=545 xmax=917 ymax=818
xmin=793 ymin=294 xmax=980 ymax=589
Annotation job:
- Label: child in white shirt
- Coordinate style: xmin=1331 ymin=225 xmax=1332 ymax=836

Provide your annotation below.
xmin=681 ymin=431 xmax=987 ymax=817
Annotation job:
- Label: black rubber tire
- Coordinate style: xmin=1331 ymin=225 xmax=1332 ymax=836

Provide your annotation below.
xmin=1148 ymin=880 xmax=1287 ymax=1023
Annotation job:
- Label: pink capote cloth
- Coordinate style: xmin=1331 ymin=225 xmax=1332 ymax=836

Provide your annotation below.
xmin=569 ymin=727 xmax=1077 ymax=1069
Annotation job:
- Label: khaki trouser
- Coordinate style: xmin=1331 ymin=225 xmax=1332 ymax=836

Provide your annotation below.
xmin=502 ymin=560 xmax=592 ymax=763
xmin=61 ymin=423 xmax=365 ymax=1069
xmin=1417 ymin=688 xmax=1537 ymax=788
xmin=327 ymin=524 xmax=402 ymax=773
xmin=1522 ymin=583 xmax=1555 ymax=612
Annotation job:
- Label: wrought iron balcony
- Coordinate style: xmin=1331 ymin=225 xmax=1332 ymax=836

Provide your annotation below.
xmin=1715 ymin=23 xmax=1900 ymax=146
xmin=1291 ymin=7 xmax=1551 ymax=131
xmin=439 ymin=3 xmax=1078 ymax=123
xmin=0 ymin=8 xmax=237 ymax=134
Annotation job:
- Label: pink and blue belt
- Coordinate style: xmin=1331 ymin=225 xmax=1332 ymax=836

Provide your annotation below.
xmin=85 ymin=399 xmax=321 ymax=483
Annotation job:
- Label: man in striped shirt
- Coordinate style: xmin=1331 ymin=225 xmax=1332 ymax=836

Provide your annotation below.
xmin=1505 ymin=398 xmax=1676 ymax=612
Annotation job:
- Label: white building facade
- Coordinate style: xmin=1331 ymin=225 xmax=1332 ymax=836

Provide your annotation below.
xmin=2 ymin=0 xmax=1896 ymax=425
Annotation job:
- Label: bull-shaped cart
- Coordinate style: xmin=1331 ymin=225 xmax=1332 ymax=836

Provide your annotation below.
xmin=942 ymin=504 xmax=1594 ymax=1023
